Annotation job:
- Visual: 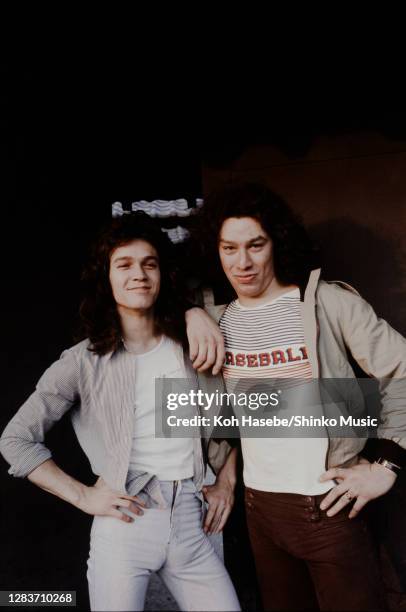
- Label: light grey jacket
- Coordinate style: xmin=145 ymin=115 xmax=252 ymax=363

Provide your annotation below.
xmin=203 ymin=269 xmax=406 ymax=469
xmin=0 ymin=339 xmax=231 ymax=494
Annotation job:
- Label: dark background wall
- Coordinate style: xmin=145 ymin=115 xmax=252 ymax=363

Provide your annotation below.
xmin=1 ymin=61 xmax=406 ymax=609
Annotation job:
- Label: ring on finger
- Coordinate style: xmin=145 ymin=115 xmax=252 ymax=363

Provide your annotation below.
xmin=345 ymin=491 xmax=353 ymax=501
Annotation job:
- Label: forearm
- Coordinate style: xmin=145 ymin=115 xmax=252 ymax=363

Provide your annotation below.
xmin=27 ymin=460 xmax=145 ymax=523
xmin=27 ymin=458 xmax=88 ymax=509
xmin=215 ymin=447 xmax=237 ymax=488
xmin=203 ymin=447 xmax=237 ymax=534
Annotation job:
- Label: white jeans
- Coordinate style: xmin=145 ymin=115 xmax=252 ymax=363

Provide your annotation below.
xmin=87 ymin=478 xmax=241 ymax=611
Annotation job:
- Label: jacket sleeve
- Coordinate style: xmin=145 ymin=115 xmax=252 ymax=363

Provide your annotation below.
xmin=196 ymin=368 xmax=236 ymax=474
xmin=335 ymin=286 xmax=406 ymax=466
xmin=0 ymin=348 xmax=80 ymax=478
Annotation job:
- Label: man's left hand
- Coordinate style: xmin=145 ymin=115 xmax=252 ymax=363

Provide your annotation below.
xmin=319 ymin=460 xmax=397 ymax=519
xmin=202 ymin=479 xmax=234 ymax=534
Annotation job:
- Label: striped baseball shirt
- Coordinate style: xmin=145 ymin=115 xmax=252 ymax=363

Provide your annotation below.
xmin=220 ymin=288 xmax=333 ymax=495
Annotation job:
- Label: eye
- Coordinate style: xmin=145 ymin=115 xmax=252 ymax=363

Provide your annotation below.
xmin=222 ymin=245 xmax=235 ymax=252
xmin=117 ymin=263 xmax=130 ymax=269
xmin=250 ymin=243 xmax=264 ymax=251
xmin=144 ymin=262 xmax=158 ymax=269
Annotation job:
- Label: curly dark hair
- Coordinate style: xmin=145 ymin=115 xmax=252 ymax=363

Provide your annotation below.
xmin=198 ymin=182 xmax=319 ymax=288
xmin=79 ymin=212 xmax=188 ymax=355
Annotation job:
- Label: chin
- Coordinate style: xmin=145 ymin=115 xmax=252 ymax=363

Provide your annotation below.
xmin=236 ymin=285 xmax=261 ymax=297
xmin=126 ymin=298 xmax=155 ymax=310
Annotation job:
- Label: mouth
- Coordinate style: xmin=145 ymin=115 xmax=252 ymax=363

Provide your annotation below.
xmin=234 ymin=274 xmax=257 ymax=284
xmin=127 ymin=287 xmax=151 ymax=292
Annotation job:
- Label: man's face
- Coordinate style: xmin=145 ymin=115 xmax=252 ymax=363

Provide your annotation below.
xmin=109 ymin=239 xmax=161 ymax=315
xmin=218 ymin=217 xmax=275 ymax=305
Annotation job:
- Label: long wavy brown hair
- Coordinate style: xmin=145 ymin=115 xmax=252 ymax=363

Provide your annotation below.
xmin=197 ymin=181 xmax=319 ymax=291
xmin=78 ymin=213 xmax=188 ymax=355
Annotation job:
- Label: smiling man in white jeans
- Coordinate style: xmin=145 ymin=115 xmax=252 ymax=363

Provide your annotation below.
xmin=0 ymin=214 xmax=240 ymax=612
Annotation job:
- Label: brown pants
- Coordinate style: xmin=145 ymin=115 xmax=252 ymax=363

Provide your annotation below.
xmin=245 ymin=487 xmax=385 ymax=611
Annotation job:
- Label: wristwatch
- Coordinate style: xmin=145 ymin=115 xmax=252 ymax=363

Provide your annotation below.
xmin=374 ymin=457 xmax=402 ymax=476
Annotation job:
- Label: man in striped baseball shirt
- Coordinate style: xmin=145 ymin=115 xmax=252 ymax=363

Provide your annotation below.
xmin=186 ymin=182 xmax=406 ymax=611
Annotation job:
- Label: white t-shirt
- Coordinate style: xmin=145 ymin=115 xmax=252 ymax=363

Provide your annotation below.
xmin=128 ymin=335 xmax=194 ymax=481
xmin=220 ymin=288 xmax=334 ymax=495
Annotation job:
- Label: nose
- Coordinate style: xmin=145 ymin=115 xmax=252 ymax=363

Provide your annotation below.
xmin=131 ymin=262 xmax=147 ymax=280
xmin=237 ymin=248 xmax=252 ymax=270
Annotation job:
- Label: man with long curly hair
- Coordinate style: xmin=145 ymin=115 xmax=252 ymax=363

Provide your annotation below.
xmin=187 ymin=182 xmax=406 ymax=611
xmin=0 ymin=213 xmax=240 ymax=612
